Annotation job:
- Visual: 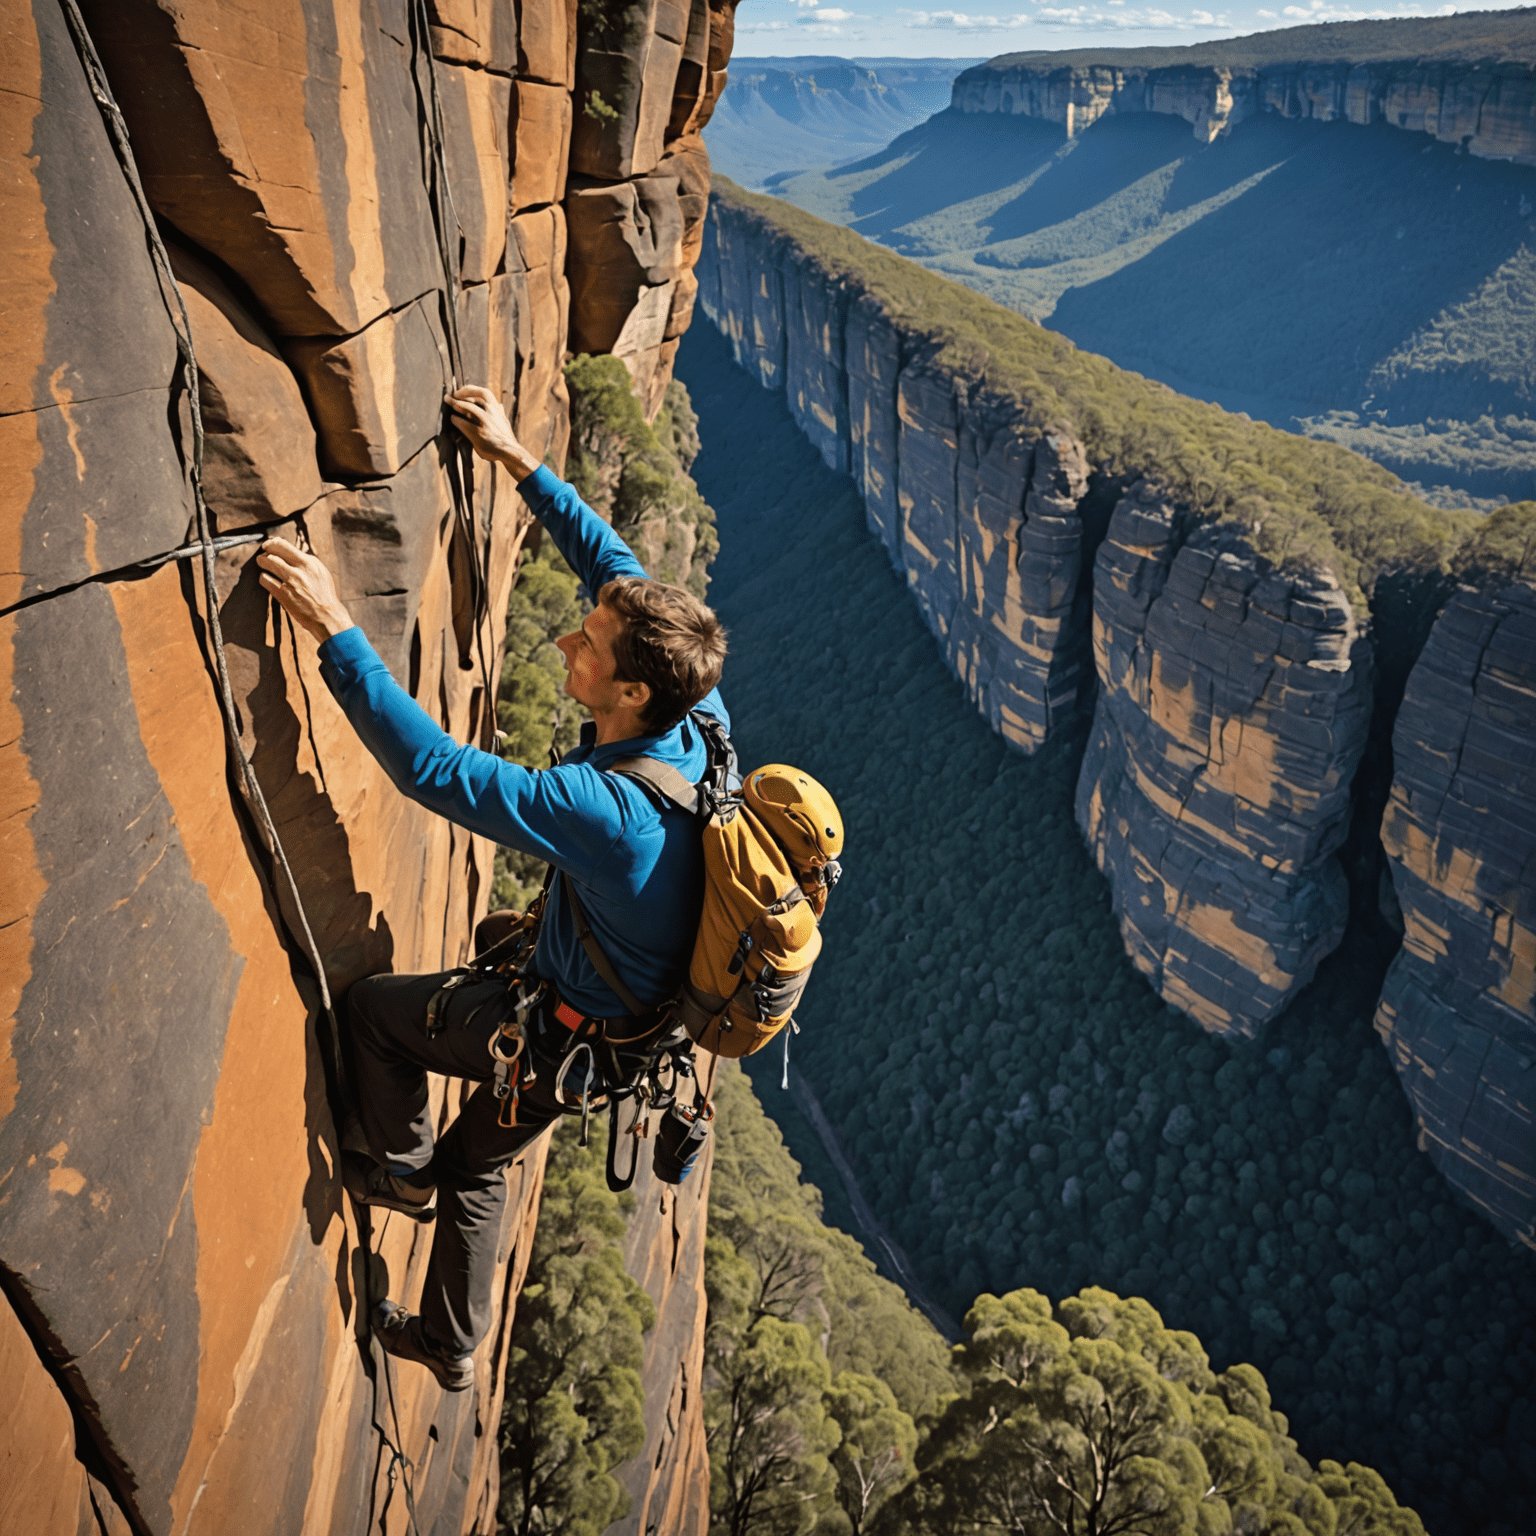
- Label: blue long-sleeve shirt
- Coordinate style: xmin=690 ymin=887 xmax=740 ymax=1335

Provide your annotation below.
xmin=319 ymin=465 xmax=727 ymax=1017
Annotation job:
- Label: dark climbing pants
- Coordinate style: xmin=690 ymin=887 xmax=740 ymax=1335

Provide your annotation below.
xmin=346 ymin=969 xmax=564 ymax=1357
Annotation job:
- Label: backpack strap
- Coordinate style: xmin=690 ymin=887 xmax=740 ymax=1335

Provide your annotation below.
xmin=562 ymin=875 xmax=650 ymax=1018
xmin=609 ymin=756 xmax=700 ymax=815
xmin=609 ymin=709 xmax=740 ymax=819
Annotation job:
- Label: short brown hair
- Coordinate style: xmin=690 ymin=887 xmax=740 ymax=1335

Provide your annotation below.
xmin=599 ymin=576 xmax=727 ymax=732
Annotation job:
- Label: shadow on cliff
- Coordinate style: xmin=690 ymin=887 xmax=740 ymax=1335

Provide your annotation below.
xmin=1047 ymin=118 xmax=1533 ymax=420
xmin=813 ymin=109 xmax=1065 ymax=241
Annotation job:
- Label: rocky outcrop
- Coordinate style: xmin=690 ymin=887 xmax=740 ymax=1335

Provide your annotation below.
xmin=952 ymin=24 xmax=1536 ymax=166
xmin=1 ymin=0 xmax=732 ymax=1530
xmin=1077 ymin=486 xmax=1374 ymax=1035
xmin=1376 ymin=581 xmax=1536 ymax=1250
xmin=698 ymin=192 xmax=1375 ymax=1023
xmin=698 ymin=203 xmax=1102 ymax=753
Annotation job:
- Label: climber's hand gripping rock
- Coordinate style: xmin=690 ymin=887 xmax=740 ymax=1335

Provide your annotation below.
xmin=257 ymin=536 xmax=356 ymax=643
xmin=446 ymin=385 xmax=542 ymax=482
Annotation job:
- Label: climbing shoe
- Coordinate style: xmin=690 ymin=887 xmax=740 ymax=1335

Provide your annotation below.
xmin=341 ymin=1150 xmax=437 ymax=1222
xmin=373 ymin=1301 xmax=474 ymax=1393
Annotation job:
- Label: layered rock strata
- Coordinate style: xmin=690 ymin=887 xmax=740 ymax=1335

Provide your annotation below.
xmin=1076 ymin=485 xmax=1375 ymax=1034
xmin=952 ymin=50 xmax=1536 ymax=166
xmin=1376 ymin=581 xmax=1536 ymax=1250
xmin=698 ymin=191 xmax=1375 ymax=1029
xmin=699 ymin=181 xmax=1536 ymax=1245
xmin=2 ymin=0 xmax=731 ymax=1529
xmin=698 ymin=202 xmax=1101 ymax=753
xmin=700 ymin=192 xmax=1370 ymax=1026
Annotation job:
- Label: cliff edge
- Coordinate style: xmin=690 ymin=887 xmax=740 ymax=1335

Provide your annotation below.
xmin=696 ymin=179 xmax=1536 ymax=1247
xmin=953 ymin=12 xmax=1536 ymax=166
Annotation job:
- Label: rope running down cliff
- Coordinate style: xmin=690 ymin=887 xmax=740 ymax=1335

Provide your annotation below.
xmin=56 ymin=5 xmax=425 ymax=1527
xmin=407 ymin=0 xmax=503 ymax=750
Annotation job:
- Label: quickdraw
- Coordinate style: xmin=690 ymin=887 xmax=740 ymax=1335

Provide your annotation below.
xmin=489 ymin=979 xmax=545 ymax=1129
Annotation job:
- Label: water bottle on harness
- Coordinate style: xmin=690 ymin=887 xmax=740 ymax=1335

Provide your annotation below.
xmin=461 ymin=711 xmax=844 ymax=1191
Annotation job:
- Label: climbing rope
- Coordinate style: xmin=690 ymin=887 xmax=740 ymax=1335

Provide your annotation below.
xmin=56 ymin=6 xmax=427 ymax=1529
xmin=56 ymin=0 xmax=352 ymax=1095
xmin=406 ymin=0 xmax=503 ymax=751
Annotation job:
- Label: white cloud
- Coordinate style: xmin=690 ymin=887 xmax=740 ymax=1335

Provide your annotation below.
xmin=906 ymin=9 xmax=1033 ymax=26
xmin=1279 ymin=0 xmax=1461 ymax=17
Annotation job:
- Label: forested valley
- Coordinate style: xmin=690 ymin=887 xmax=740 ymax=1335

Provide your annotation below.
xmin=673 ymin=321 xmax=1536 ymax=1536
xmin=487 ymin=347 xmax=1535 ymax=1535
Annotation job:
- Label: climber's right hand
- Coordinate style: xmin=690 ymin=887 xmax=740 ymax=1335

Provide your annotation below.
xmin=447 ymin=386 xmax=540 ymax=481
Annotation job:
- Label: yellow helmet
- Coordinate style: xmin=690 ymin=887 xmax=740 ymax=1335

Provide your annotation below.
xmin=741 ymin=765 xmax=843 ymax=914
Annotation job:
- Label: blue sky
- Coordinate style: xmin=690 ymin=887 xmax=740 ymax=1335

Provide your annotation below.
xmin=732 ymin=0 xmax=1533 ymax=57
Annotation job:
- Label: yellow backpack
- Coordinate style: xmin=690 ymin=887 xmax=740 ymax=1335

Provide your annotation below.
xmin=601 ymin=716 xmax=843 ymax=1067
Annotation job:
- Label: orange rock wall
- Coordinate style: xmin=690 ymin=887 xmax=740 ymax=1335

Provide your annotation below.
xmin=0 ymin=0 xmax=732 ymax=1529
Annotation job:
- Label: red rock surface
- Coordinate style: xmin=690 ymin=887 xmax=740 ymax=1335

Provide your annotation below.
xmin=1 ymin=0 xmax=730 ymax=1529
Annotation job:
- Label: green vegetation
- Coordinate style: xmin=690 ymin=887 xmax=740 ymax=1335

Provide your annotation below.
xmin=489 ymin=358 xmax=718 ymax=909
xmin=704 ymin=1064 xmax=1427 ymax=1536
xmin=564 ymin=353 xmax=718 ymax=599
xmin=499 ymin=1123 xmax=655 ymax=1536
xmin=679 ymin=316 xmax=1536 ymax=1536
xmin=705 ymin=1061 xmax=949 ymax=1534
xmin=1452 ymin=499 xmax=1536 ymax=584
xmin=712 ymin=177 xmax=1491 ymax=610
xmin=490 ymin=541 xmax=586 ymax=911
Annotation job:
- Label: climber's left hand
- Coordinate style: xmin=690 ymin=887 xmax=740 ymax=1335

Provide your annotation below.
xmin=257 ymin=537 xmax=356 ymax=643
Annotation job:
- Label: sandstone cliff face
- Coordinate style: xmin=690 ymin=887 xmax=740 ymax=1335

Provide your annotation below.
xmin=607 ymin=1152 xmax=715 ymax=1536
xmin=1 ymin=0 xmax=731 ymax=1530
xmin=1375 ymin=581 xmax=1536 ymax=1250
xmin=1076 ymin=485 xmax=1374 ymax=1034
xmin=698 ymin=205 xmax=1101 ymax=753
xmin=952 ymin=56 xmax=1536 ymax=167
xmin=698 ymin=196 xmax=1375 ymax=1029
xmin=696 ymin=186 xmax=1536 ymax=1249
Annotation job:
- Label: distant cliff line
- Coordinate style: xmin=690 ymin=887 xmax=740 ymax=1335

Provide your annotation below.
xmin=695 ymin=178 xmax=1536 ymax=1252
xmin=952 ymin=11 xmax=1536 ymax=165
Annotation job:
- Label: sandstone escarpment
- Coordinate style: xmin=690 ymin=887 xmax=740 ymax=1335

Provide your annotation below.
xmin=1 ymin=0 xmax=731 ymax=1529
xmin=1077 ymin=485 xmax=1374 ymax=1034
xmin=952 ymin=19 xmax=1536 ymax=166
xmin=698 ymin=203 xmax=1103 ymax=753
xmin=1376 ymin=580 xmax=1536 ymax=1250
xmin=697 ymin=180 xmax=1536 ymax=1248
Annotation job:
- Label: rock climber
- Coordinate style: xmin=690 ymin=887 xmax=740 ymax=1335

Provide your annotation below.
xmin=256 ymin=385 xmax=728 ymax=1392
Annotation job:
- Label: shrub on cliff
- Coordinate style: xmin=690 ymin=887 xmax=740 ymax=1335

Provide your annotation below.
xmin=491 ymin=541 xmax=587 ymax=911
xmin=564 ymin=354 xmax=719 ymax=598
xmin=499 ymin=1123 xmax=655 ymax=1536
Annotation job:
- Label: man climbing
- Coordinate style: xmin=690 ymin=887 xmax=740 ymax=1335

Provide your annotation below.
xmin=257 ymin=385 xmax=728 ymax=1392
